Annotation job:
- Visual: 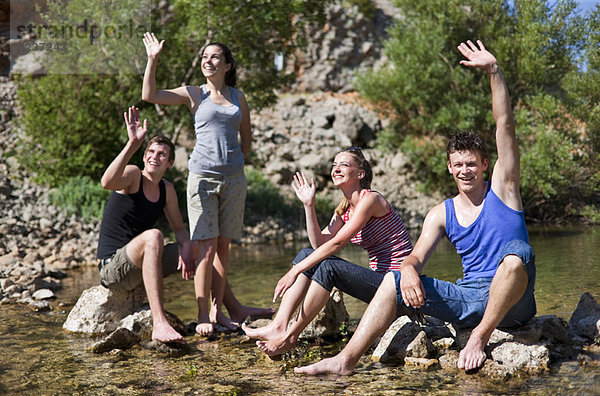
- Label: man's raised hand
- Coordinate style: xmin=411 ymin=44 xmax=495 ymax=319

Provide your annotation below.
xmin=458 ymin=40 xmax=498 ymax=73
xmin=123 ymin=106 xmax=147 ymax=146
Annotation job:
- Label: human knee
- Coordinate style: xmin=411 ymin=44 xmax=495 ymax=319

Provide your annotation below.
xmin=142 ymin=229 xmax=164 ymax=252
xmin=498 ymin=254 xmax=528 ymax=281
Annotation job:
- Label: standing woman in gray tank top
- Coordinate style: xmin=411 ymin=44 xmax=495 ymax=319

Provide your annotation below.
xmin=142 ymin=32 xmax=274 ymax=336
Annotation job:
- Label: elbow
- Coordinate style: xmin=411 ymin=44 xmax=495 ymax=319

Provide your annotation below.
xmin=141 ymin=92 xmax=155 ymax=103
xmin=100 ymin=176 xmax=112 ymax=190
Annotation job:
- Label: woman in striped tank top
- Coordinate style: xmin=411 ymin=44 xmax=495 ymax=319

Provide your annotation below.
xmin=243 ymin=147 xmax=413 ymax=356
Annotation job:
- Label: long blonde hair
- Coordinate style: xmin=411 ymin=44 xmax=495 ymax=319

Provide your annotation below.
xmin=334 ymin=147 xmax=373 ymax=216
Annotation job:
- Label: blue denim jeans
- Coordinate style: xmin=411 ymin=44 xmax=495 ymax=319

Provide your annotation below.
xmin=393 ymin=239 xmax=537 ymax=328
xmin=293 ymin=248 xmax=385 ymax=304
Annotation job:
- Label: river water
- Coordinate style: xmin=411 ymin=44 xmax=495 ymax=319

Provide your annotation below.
xmin=1 ymin=226 xmax=599 ymax=394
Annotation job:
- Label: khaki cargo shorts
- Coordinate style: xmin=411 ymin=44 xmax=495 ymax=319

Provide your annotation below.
xmin=187 ymin=171 xmax=247 ymax=241
xmin=99 ymin=242 xmax=179 ymax=291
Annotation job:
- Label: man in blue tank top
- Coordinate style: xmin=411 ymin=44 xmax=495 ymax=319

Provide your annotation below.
xmin=296 ymin=40 xmax=536 ymax=375
xmin=97 ymin=106 xmax=194 ymax=344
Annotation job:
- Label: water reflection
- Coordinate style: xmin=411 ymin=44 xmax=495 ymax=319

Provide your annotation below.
xmin=1 ymin=227 xmax=599 ymax=394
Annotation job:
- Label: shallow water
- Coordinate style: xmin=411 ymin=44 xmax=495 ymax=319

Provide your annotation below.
xmin=1 ymin=226 xmax=600 ymax=394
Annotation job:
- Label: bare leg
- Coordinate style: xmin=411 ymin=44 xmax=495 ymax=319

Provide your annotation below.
xmin=242 ymin=273 xmax=312 ymax=340
xmin=223 ymin=281 xmax=275 ymax=324
xmin=458 ymin=255 xmax=528 ymax=371
xmin=295 ymin=272 xmax=399 ymax=375
xmin=126 ymin=229 xmax=184 ymax=343
xmin=194 ymin=238 xmax=217 ymax=336
xmin=257 ymin=281 xmax=330 ymax=356
xmin=209 ymin=237 xmax=239 ymax=330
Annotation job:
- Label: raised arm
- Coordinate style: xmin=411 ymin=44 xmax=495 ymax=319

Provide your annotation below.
xmin=291 ymin=172 xmax=344 ymax=249
xmin=101 ymin=107 xmax=146 ymax=192
xmin=142 ymin=32 xmax=192 ymax=108
xmin=458 ymin=40 xmax=521 ymax=210
xmin=163 ymin=181 xmax=195 ymax=280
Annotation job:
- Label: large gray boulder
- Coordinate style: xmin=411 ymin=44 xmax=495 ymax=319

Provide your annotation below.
xmin=63 ymin=285 xmax=146 ymax=334
xmin=372 ymin=315 xmax=434 ymax=363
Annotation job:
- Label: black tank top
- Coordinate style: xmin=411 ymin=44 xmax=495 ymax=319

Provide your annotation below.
xmin=97 ymin=173 xmax=166 ymax=259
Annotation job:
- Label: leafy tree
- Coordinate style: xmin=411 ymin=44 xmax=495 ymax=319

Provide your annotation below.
xmin=357 ymin=0 xmax=599 ymax=222
xmin=15 ymin=0 xmax=330 ymax=187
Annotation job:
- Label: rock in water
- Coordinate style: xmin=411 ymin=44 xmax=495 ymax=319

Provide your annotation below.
xmin=63 ymin=285 xmax=146 ymax=334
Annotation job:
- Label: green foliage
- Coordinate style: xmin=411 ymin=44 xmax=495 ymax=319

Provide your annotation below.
xmin=16 ymin=0 xmax=331 ymax=187
xmin=50 ymin=176 xmax=110 ymax=219
xmin=15 ymin=74 xmax=141 ymax=186
xmin=162 ymin=0 xmax=331 ymax=110
xmin=244 ymin=168 xmax=300 ymax=226
xmin=357 ymin=0 xmax=600 ymax=222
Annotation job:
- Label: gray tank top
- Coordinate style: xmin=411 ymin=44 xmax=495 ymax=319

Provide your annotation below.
xmin=188 ymin=85 xmax=244 ymax=175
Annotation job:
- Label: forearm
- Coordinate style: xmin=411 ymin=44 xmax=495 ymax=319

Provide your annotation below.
xmin=303 ymin=203 xmax=325 ymax=248
xmin=142 ymin=57 xmax=159 ymax=102
xmin=240 ymin=135 xmax=251 ymax=158
xmin=173 ymin=228 xmax=191 ymax=246
xmin=293 ymin=236 xmax=345 ymax=275
xmin=399 ymin=255 xmax=425 ymax=275
xmin=488 ymin=64 xmax=515 ymax=137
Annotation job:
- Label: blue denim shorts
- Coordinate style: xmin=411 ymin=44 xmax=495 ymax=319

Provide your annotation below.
xmin=293 ymin=248 xmax=385 ymax=304
xmin=393 ymin=239 xmax=536 ymax=328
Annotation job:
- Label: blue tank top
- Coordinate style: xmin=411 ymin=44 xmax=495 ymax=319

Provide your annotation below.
xmin=188 ymin=85 xmax=244 ymax=175
xmin=444 ymin=183 xmax=528 ymax=280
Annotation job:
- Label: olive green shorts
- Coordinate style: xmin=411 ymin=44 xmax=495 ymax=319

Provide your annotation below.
xmin=187 ymin=171 xmax=247 ymax=241
xmin=99 ymin=242 xmax=179 ymax=291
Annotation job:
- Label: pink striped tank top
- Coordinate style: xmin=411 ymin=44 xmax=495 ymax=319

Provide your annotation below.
xmin=342 ymin=191 xmax=413 ymax=273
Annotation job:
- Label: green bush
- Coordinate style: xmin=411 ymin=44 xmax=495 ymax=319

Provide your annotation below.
xmin=50 ymin=176 xmax=110 ymax=220
xmin=245 ymin=168 xmax=301 ymax=226
xmin=357 ymin=0 xmax=600 ymax=223
xmin=244 ymin=168 xmax=336 ymax=227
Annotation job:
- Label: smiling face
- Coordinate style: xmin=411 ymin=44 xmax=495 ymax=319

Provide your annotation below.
xmin=143 ymin=142 xmax=173 ymax=176
xmin=447 ymin=150 xmax=488 ymax=193
xmin=331 ymin=152 xmax=364 ymax=188
xmin=201 ymin=45 xmax=231 ymax=80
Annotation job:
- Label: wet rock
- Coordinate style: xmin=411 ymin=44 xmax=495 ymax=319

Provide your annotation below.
xmin=32 ymin=288 xmax=55 ymax=300
xmin=90 ymin=328 xmax=140 ymax=354
xmin=372 ymin=315 xmax=434 ymax=363
xmin=404 ymin=357 xmax=439 ymax=370
xmin=119 ymin=307 xmax=188 ymax=339
xmin=568 ymin=292 xmax=600 ymax=342
xmin=63 ymin=285 xmax=146 ymax=334
xmin=297 ymin=288 xmax=349 ymax=339
xmin=489 ymin=342 xmax=550 ymax=374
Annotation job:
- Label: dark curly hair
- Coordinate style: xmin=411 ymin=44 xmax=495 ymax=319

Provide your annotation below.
xmin=446 ymin=131 xmax=489 ymax=162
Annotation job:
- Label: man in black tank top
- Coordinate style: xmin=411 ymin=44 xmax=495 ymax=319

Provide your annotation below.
xmin=97 ymin=106 xmax=194 ymax=344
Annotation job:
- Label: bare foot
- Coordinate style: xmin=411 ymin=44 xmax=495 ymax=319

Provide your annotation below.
xmin=457 ymin=333 xmax=487 ymax=371
xmin=196 ymin=314 xmax=214 ymax=336
xmin=230 ymin=305 xmax=275 ymax=324
xmin=152 ymin=321 xmax=186 ymax=344
xmin=256 ymin=334 xmax=297 ymax=356
xmin=294 ymin=355 xmax=354 ymax=376
xmin=213 ymin=309 xmax=239 ymax=331
xmin=242 ymin=322 xmax=285 ymax=341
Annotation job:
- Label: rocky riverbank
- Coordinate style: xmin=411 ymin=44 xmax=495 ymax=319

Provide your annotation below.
xmin=0 ymin=1 xmax=442 ymax=306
